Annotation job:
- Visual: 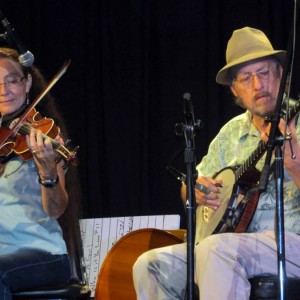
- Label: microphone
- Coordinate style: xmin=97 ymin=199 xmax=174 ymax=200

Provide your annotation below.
xmin=0 ymin=10 xmax=34 ymax=67
xmin=183 ymin=92 xmax=195 ymax=125
xmin=167 ymin=165 xmax=211 ymax=195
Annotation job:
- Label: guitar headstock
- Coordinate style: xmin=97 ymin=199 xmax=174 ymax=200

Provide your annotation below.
xmin=280 ymin=97 xmax=300 ymax=121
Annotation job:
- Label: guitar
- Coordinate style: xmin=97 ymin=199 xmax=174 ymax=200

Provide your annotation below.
xmin=95 ymin=228 xmax=185 ymax=300
xmin=196 ymin=99 xmax=300 ymax=243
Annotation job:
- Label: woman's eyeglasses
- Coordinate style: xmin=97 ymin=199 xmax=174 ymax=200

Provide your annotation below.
xmin=0 ymin=77 xmax=26 ymax=89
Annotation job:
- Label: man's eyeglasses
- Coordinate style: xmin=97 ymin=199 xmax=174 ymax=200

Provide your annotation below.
xmin=233 ymin=67 xmax=277 ymax=88
xmin=0 ymin=77 xmax=26 ymax=89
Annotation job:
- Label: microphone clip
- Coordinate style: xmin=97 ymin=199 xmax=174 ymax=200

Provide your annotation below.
xmin=175 ymin=119 xmax=202 ymax=136
xmin=175 ymin=92 xmax=203 ymax=136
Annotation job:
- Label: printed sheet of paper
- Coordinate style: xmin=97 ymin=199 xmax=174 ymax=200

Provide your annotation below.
xmin=79 ymin=214 xmax=180 ymax=295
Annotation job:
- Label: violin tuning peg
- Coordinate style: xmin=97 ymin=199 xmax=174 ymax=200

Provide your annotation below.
xmin=65 ymin=139 xmax=71 ymax=147
xmin=67 ymin=145 xmax=79 ymax=168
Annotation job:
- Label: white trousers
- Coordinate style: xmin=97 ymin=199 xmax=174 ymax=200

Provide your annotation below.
xmin=132 ymin=231 xmax=300 ymax=300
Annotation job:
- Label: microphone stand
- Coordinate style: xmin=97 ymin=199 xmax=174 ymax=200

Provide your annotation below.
xmin=259 ymin=3 xmax=297 ymax=298
xmin=175 ymin=93 xmax=202 ymax=300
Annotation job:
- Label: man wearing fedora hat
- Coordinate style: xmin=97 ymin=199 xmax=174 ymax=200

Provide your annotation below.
xmin=133 ymin=27 xmax=300 ymax=299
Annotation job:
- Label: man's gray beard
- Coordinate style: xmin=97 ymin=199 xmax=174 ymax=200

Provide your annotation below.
xmin=234 ymin=96 xmax=276 ymax=118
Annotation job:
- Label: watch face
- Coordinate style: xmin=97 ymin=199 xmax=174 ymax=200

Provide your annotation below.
xmin=43 ymin=181 xmax=56 ymax=187
xmin=38 ymin=175 xmax=59 ymax=187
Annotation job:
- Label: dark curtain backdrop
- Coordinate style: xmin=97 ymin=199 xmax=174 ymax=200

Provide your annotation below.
xmin=0 ymin=1 xmax=296 ymax=228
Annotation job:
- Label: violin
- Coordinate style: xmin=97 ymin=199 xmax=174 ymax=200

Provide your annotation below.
xmin=0 ymin=107 xmax=78 ymax=166
xmin=0 ymin=61 xmax=78 ymax=168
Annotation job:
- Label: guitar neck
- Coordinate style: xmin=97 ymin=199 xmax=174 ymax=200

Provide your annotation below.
xmin=235 ymin=140 xmax=267 ymax=182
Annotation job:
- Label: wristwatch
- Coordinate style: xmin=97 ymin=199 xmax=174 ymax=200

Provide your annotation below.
xmin=38 ymin=175 xmax=59 ymax=188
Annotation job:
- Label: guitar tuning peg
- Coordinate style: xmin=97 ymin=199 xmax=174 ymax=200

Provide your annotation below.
xmin=285 ymin=133 xmax=296 ymax=160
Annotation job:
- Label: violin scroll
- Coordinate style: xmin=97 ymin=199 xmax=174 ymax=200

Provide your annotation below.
xmin=55 ymin=140 xmax=79 ymax=169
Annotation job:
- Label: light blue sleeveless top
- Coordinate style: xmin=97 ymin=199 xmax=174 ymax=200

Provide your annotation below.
xmin=0 ymin=157 xmax=67 ymax=255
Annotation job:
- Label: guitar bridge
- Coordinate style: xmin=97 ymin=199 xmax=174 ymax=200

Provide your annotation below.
xmin=203 ymin=206 xmax=209 ymax=223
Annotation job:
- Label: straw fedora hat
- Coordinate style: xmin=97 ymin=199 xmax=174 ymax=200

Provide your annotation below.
xmin=216 ymin=27 xmax=286 ymax=85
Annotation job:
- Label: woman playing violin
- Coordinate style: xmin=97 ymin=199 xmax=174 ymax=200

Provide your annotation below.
xmin=0 ymin=47 xmax=81 ymax=299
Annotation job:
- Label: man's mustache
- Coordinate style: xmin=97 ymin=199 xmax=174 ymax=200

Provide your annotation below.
xmin=253 ymin=92 xmax=272 ymax=101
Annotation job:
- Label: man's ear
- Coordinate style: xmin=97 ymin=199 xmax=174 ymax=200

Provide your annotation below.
xmin=230 ymin=85 xmax=238 ymax=97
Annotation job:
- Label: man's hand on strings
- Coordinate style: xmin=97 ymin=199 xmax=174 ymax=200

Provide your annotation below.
xmin=277 ymin=117 xmax=300 ymax=188
xmin=278 ymin=117 xmax=300 ymax=168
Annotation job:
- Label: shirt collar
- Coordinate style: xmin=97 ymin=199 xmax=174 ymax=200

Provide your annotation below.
xmin=239 ymin=110 xmax=260 ymax=140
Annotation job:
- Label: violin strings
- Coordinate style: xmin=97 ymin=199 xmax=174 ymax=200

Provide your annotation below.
xmin=7 ymin=122 xmax=77 ymax=164
xmin=18 ymin=123 xmax=64 ymax=151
